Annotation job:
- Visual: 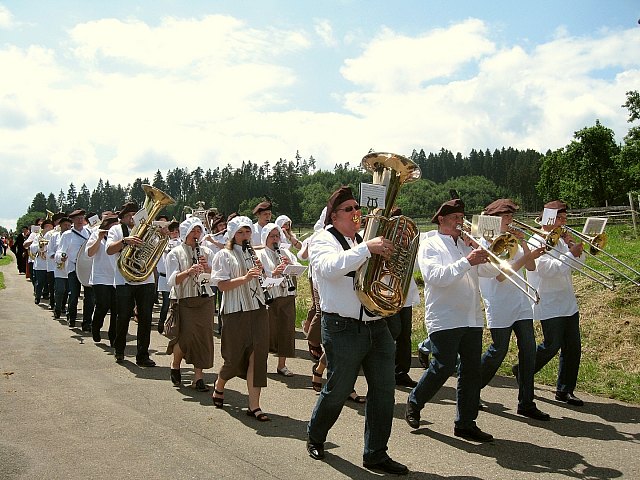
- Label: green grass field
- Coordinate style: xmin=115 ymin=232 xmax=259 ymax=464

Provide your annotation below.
xmin=0 ymin=253 xmax=13 ymax=289
xmin=294 ymin=224 xmax=640 ymax=404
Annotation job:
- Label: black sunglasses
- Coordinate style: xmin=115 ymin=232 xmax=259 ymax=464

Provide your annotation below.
xmin=336 ymin=205 xmax=362 ymax=213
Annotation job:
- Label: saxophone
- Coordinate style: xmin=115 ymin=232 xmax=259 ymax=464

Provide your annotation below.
xmin=354 ymin=152 xmax=422 ymax=317
xmin=117 ymin=185 xmax=176 ymax=282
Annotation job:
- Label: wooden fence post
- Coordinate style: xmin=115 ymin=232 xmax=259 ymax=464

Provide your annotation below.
xmin=629 ymin=192 xmax=638 ymax=236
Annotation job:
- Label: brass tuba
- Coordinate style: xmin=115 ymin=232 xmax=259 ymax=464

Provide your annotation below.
xmin=118 ymin=184 xmax=176 ymax=282
xmin=354 ymin=152 xmax=421 ymax=317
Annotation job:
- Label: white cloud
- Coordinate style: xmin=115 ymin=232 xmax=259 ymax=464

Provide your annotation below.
xmin=0 ymin=4 xmax=14 ymax=29
xmin=314 ymin=19 xmax=337 ymax=47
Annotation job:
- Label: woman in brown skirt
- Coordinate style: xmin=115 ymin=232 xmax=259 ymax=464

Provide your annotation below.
xmin=258 ymin=223 xmax=300 ymax=377
xmin=165 ymin=217 xmax=216 ymax=392
xmin=211 ymin=216 xmax=271 ymax=421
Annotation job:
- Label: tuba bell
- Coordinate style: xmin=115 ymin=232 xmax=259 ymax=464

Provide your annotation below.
xmin=118 ymin=184 xmax=176 ymax=282
xmin=354 ymin=152 xmax=422 ymax=317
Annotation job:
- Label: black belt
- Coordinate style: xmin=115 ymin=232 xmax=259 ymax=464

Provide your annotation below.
xmin=158 ymin=272 xmax=166 ymax=277
xmin=324 ymin=312 xmax=383 ymax=324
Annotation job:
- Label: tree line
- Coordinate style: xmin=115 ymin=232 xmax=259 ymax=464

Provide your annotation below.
xmin=11 ymin=91 xmax=639 ymax=233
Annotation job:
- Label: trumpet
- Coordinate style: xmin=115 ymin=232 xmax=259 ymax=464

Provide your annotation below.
xmin=507 ymin=221 xmax=615 ymax=290
xmin=241 ymin=240 xmax=273 ymax=305
xmin=56 ymin=252 xmax=67 ymax=270
xmin=458 ymin=221 xmax=540 ymax=304
xmin=561 ymin=225 xmax=640 ymax=287
xmin=273 ymin=243 xmax=296 ymax=292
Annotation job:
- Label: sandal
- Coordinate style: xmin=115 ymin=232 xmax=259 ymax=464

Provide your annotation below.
xmin=311 ymin=363 xmax=323 ymax=393
xmin=247 ymin=408 xmax=271 ymax=422
xmin=193 ymin=379 xmax=210 ymax=392
xmin=212 ymin=389 xmax=224 ymax=408
xmin=308 ymin=342 xmax=323 ymax=362
xmin=170 ymin=368 xmax=181 ymax=386
xmin=348 ymin=390 xmax=366 ymax=404
xmin=277 ymin=366 xmax=294 ymax=377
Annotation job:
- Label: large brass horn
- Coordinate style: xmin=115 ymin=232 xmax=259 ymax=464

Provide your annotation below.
xmin=118 ymin=185 xmax=176 ymax=282
xmin=354 ymin=152 xmax=421 ymax=317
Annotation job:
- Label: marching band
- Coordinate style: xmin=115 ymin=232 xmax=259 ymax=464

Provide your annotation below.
xmin=7 ymin=158 xmax=640 ymax=476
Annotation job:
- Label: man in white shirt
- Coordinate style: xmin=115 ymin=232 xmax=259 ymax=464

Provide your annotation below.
xmin=106 ymin=202 xmax=156 ymax=366
xmin=477 ymin=199 xmax=549 ymax=420
xmin=45 ymin=213 xmax=64 ymax=311
xmin=56 ymin=209 xmax=94 ymax=330
xmin=51 ymin=217 xmax=71 ymax=319
xmin=306 ymin=186 xmax=408 ymax=475
xmin=251 ymin=199 xmax=272 ymax=246
xmin=87 ymin=213 xmax=119 ymax=345
xmin=405 ymin=198 xmax=494 ymax=442
xmin=519 ymin=200 xmax=586 ymax=407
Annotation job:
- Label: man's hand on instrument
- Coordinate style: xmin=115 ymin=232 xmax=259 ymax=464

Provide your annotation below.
xmin=367 ymin=236 xmax=394 ymax=259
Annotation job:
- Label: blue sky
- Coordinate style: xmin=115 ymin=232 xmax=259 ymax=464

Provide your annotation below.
xmin=1 ymin=1 xmax=638 ymax=229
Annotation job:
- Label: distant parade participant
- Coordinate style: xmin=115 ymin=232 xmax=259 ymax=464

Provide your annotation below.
xmin=274 ymin=214 xmax=303 ymax=251
xmin=45 ymin=213 xmax=65 ymax=311
xmin=12 ymin=225 xmax=30 ymax=274
xmin=106 ymin=202 xmax=157 ymax=367
xmin=51 ymin=217 xmax=72 ymax=320
xmin=251 ymin=198 xmax=272 ymax=246
xmin=56 ymin=209 xmax=94 ymax=330
xmin=30 ymin=219 xmax=54 ymax=305
xmin=165 ymin=217 xmax=216 ymax=391
xmin=157 ymin=219 xmax=180 ymax=334
xmin=24 ymin=220 xmax=41 ymax=286
xmin=519 ymin=200 xmax=586 ymax=407
xmin=258 ymin=222 xmax=300 ymax=377
xmin=202 ymin=213 xmax=227 ymax=331
xmin=405 ymin=198 xmax=494 ymax=443
xmin=306 ymin=186 xmax=408 ymax=475
xmin=87 ymin=212 xmax=119 ymax=345
xmin=211 ymin=216 xmax=271 ymax=421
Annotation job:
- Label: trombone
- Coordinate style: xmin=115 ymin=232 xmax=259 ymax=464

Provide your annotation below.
xmin=458 ymin=220 xmax=540 ymax=304
xmin=507 ymin=220 xmax=615 ymax=290
xmin=562 ymin=225 xmax=640 ymax=287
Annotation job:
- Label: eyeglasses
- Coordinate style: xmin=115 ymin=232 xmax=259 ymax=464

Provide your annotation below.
xmin=336 ymin=205 xmax=362 ymax=213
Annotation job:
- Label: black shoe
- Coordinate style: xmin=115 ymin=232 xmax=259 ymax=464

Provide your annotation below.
xmin=418 ymin=350 xmax=429 ymax=369
xmin=157 ymin=322 xmax=164 ymax=334
xmin=555 ymin=391 xmax=584 ymax=406
xmin=363 ymin=458 xmax=409 ymax=476
xmin=517 ymin=406 xmax=551 ymax=421
xmin=48 ymin=305 xmax=54 ymax=310
xmin=115 ymin=353 xmax=124 ymax=364
xmin=454 ymin=425 xmax=494 ymax=442
xmin=170 ymin=368 xmax=181 ymax=386
xmin=306 ymin=441 xmax=325 ymax=460
xmin=136 ymin=358 xmax=156 ymax=367
xmin=92 ymin=330 xmax=101 ymax=343
xmin=34 ymin=298 xmax=40 ymax=305
xmin=395 ymin=373 xmax=417 ymax=388
xmin=53 ymin=311 xmax=61 ymax=319
xmin=194 ymin=379 xmax=209 ymax=392
xmin=81 ymin=325 xmax=91 ymax=332
xmin=405 ymin=400 xmax=421 ymax=429
xmin=511 ymin=364 xmax=519 ymax=382
xmin=68 ymin=319 xmax=76 ymax=328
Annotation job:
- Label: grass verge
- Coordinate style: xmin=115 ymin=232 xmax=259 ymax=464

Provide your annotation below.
xmin=0 ymin=254 xmax=13 ymax=289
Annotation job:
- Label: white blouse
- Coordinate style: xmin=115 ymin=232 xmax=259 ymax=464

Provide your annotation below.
xmin=166 ymin=242 xmax=216 ymax=300
xmin=258 ymin=246 xmax=300 ymax=299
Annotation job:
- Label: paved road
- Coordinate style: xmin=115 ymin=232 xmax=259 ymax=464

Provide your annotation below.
xmin=1 ymin=256 xmax=638 ymax=479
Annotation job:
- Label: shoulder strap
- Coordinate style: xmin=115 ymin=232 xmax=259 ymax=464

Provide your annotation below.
xmin=120 ymin=222 xmax=129 ymax=238
xmin=327 ymin=227 xmax=363 ymax=278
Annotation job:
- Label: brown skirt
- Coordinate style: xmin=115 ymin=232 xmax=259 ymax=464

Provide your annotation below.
xmin=167 ymin=296 xmax=215 ymax=369
xmin=305 ymin=277 xmax=322 ymax=345
xmin=268 ymin=296 xmax=296 ymax=357
xmin=219 ymin=305 xmax=269 ymax=387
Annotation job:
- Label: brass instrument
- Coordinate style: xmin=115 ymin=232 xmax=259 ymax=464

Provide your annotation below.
xmin=56 ymin=252 xmax=67 ymax=270
xmin=508 ymin=220 xmax=615 ymax=290
xmin=460 ymin=220 xmax=540 ymax=304
xmin=183 ymin=201 xmax=218 ymax=231
xmin=273 ymin=242 xmax=296 ymax=292
xmin=118 ymin=185 xmax=176 ymax=282
xmin=562 ymin=225 xmax=640 ymax=287
xmin=38 ymin=232 xmax=49 ymax=259
xmin=354 ymin=152 xmax=422 ymax=317
xmin=241 ymin=240 xmax=273 ymax=305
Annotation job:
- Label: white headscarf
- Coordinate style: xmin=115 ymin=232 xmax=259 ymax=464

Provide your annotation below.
xmin=179 ymin=217 xmax=205 ymax=242
xmin=226 ymin=215 xmax=253 ymax=241
xmin=260 ymin=222 xmax=286 ymax=246
xmin=274 ymin=215 xmax=292 ymax=229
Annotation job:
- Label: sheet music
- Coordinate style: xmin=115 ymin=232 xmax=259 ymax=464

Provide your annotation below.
xmin=262 ymin=277 xmax=285 ymax=287
xmin=360 ymin=183 xmax=386 ymax=212
xmin=283 ymin=264 xmax=307 ymax=276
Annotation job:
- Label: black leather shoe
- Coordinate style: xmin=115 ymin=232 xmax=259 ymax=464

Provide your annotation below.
xmin=418 ymin=350 xmax=429 ymax=369
xmin=68 ymin=319 xmax=76 ymax=328
xmin=136 ymin=358 xmax=156 ymax=367
xmin=115 ymin=353 xmax=124 ymax=364
xmin=555 ymin=391 xmax=584 ymax=406
xmin=306 ymin=441 xmax=325 ymax=460
xmin=363 ymin=458 xmax=409 ymax=476
xmin=511 ymin=364 xmax=519 ymax=382
xmin=81 ymin=325 xmax=91 ymax=332
xmin=395 ymin=373 xmax=417 ymax=388
xmin=454 ymin=425 xmax=494 ymax=442
xmin=517 ymin=406 xmax=551 ymax=421
xmin=404 ymin=400 xmax=421 ymax=429
xmin=53 ymin=311 xmax=61 ymax=319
